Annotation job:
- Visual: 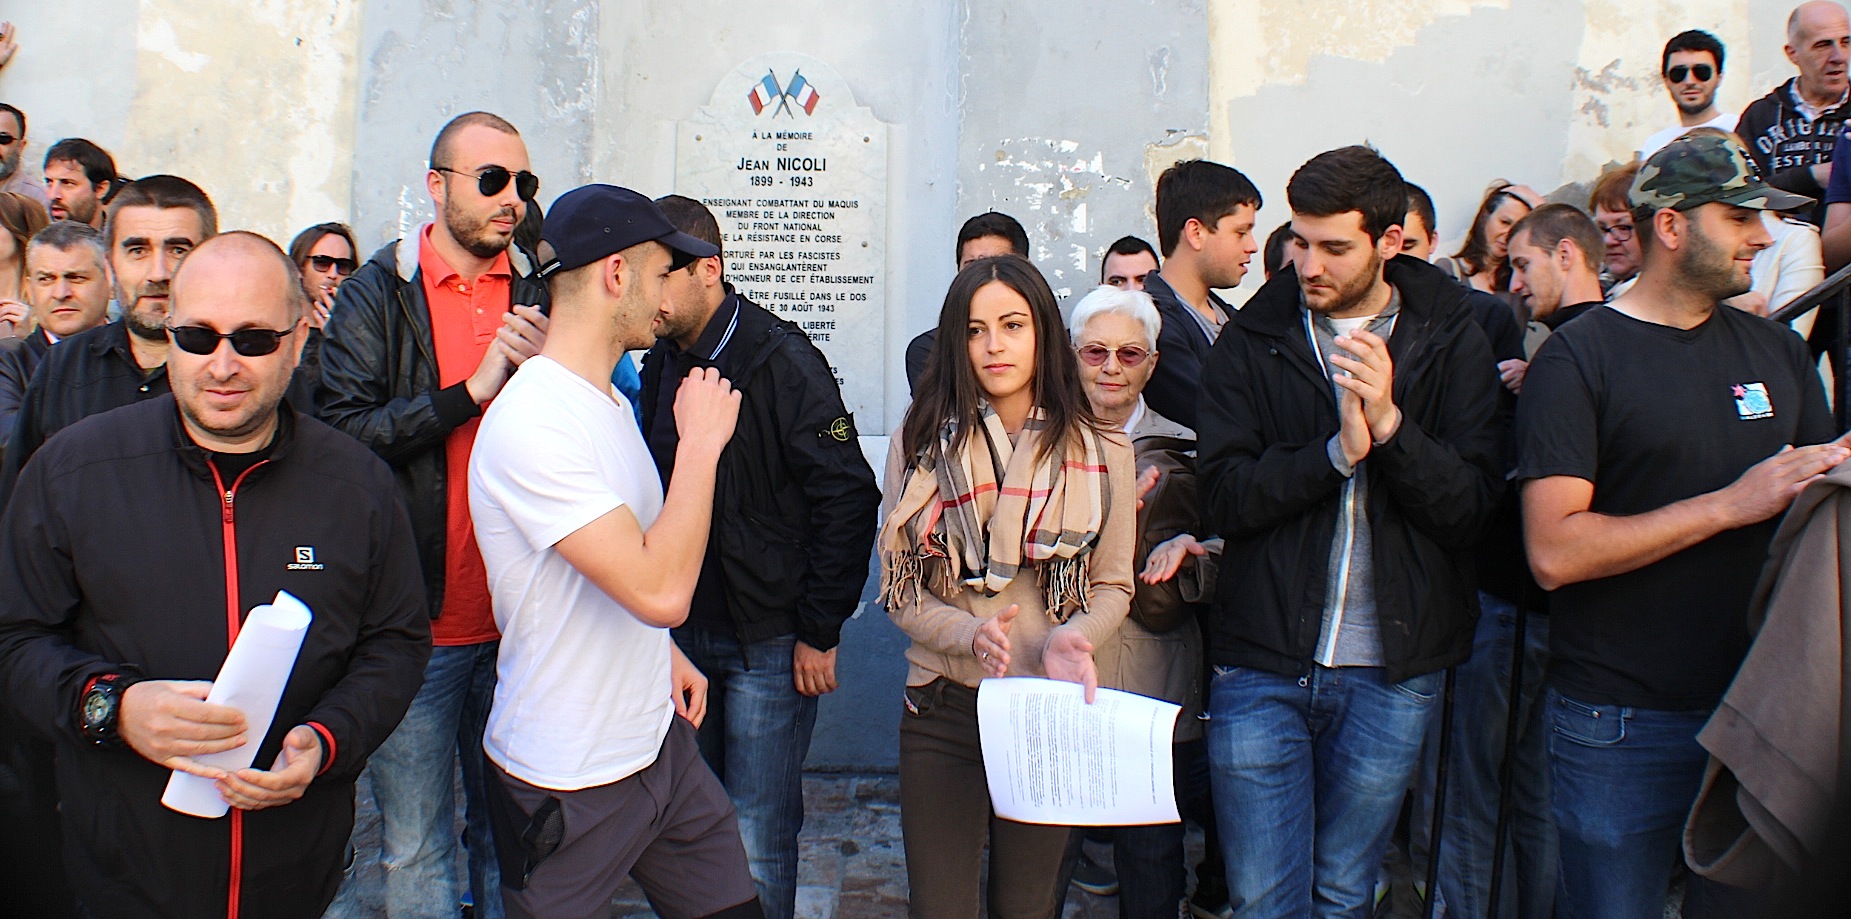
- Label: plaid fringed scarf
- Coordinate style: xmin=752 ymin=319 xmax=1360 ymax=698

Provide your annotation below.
xmin=880 ymin=405 xmax=1110 ymax=624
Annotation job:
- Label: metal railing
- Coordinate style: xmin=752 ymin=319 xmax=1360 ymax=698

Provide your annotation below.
xmin=1771 ymin=262 xmax=1851 ymax=430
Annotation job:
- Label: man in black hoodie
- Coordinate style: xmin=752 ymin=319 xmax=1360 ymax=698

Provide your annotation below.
xmin=638 ymin=196 xmax=879 ymax=919
xmin=1737 ymin=1 xmax=1851 ymax=225
xmin=0 ymin=233 xmax=430 ymax=918
xmin=1196 ymin=145 xmax=1502 ymax=917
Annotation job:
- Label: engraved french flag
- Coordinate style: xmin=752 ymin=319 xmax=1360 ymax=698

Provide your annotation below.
xmin=748 ymin=73 xmax=781 ymax=115
xmin=788 ymin=73 xmax=821 ymax=115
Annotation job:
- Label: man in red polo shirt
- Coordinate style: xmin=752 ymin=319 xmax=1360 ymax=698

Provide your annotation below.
xmin=318 ymin=111 xmax=548 ymax=919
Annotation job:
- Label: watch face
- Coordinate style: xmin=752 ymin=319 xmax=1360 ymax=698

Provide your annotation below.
xmin=83 ymin=690 xmax=112 ymax=727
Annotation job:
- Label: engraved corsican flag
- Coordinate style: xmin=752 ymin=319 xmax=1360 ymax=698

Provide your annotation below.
xmin=748 ymin=73 xmax=782 ymax=115
xmin=787 ymin=73 xmax=821 ymax=115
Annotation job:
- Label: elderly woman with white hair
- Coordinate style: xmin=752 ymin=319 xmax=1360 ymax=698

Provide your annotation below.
xmin=1066 ymin=284 xmax=1223 ymax=919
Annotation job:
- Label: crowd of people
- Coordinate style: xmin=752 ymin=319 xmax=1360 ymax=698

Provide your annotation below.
xmin=0 ymin=5 xmax=1850 ymax=919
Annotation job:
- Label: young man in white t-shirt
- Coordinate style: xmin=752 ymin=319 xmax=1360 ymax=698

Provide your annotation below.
xmin=468 ymin=183 xmax=759 ymax=919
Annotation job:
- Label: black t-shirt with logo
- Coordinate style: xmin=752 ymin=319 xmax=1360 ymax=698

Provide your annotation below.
xmin=1516 ymin=304 xmax=1833 ymax=710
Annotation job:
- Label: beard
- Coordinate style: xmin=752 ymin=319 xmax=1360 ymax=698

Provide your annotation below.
xmin=1302 ymin=250 xmax=1384 ymax=315
xmin=1680 ymin=219 xmax=1753 ymax=301
xmin=0 ymin=146 xmax=18 ymax=181
xmin=121 ymin=289 xmax=171 ymax=342
xmin=443 ymin=197 xmax=518 ymax=260
xmin=1675 ymin=91 xmax=1716 ymax=116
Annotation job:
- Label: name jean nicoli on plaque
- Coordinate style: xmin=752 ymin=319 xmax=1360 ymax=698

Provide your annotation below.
xmin=677 ymin=52 xmax=892 ymax=426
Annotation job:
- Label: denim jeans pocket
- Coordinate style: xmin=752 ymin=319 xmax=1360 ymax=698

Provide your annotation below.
xmin=1550 ymin=694 xmax=1626 ymax=747
xmin=1390 ymin=671 xmax=1442 ymax=704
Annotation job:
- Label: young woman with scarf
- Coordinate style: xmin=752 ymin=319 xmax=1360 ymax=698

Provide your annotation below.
xmin=879 ymin=255 xmax=1137 ymax=919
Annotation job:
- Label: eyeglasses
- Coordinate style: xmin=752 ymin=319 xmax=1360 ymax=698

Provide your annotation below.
xmin=1599 ymin=223 xmax=1635 ymax=242
xmin=166 ymin=325 xmax=296 ymax=357
xmin=1078 ymin=344 xmax=1151 ymax=367
xmin=306 ymin=254 xmax=358 ymax=275
xmin=0 ymin=133 xmax=15 ymax=146
xmin=1666 ymin=64 xmax=1715 ymax=83
xmin=434 ymin=165 xmax=539 ymax=201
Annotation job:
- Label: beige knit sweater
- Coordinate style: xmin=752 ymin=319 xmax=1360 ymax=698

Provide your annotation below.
xmin=880 ymin=429 xmax=1137 ymax=690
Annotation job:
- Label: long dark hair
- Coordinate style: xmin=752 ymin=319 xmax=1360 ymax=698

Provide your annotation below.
xmin=902 ymin=255 xmax=1101 ymax=464
xmin=1453 ymin=182 xmax=1532 ymax=290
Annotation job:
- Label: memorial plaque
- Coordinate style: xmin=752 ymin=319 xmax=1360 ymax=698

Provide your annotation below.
xmin=677 ymin=53 xmax=889 ymax=426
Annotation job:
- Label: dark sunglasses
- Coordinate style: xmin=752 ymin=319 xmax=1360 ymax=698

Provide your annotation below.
xmin=0 ymin=133 xmax=15 ymax=146
xmin=1666 ymin=64 xmax=1715 ymax=83
xmin=167 ymin=325 xmax=296 ymax=357
xmin=434 ymin=165 xmax=539 ymax=200
xmin=306 ymin=254 xmax=358 ymax=274
xmin=1078 ymin=344 xmax=1151 ymax=367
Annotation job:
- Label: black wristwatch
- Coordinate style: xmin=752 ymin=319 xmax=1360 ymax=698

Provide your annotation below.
xmin=79 ymin=672 xmax=142 ymax=748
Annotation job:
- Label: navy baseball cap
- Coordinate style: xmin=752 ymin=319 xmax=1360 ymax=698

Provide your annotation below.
xmin=537 ymin=184 xmax=719 ymax=279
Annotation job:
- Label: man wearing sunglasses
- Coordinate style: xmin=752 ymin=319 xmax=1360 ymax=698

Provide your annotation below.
xmin=1 ymin=174 xmax=218 ymax=507
xmin=0 ymin=231 xmax=430 ymax=919
xmin=0 ymin=102 xmax=47 ymax=206
xmin=319 ymin=111 xmax=546 ymax=919
xmin=1640 ymin=31 xmax=1737 ymax=160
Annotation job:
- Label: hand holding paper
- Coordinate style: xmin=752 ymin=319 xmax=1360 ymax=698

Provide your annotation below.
xmin=120 ymin=680 xmax=249 ymax=779
xmin=214 ymin=725 xmax=322 ymax=811
xmin=161 ymin=591 xmax=314 ymax=819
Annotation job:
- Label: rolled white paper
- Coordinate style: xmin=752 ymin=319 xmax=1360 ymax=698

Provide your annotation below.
xmin=161 ymin=590 xmax=314 ymax=819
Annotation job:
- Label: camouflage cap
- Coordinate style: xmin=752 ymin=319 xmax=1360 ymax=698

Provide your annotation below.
xmin=1630 ymin=132 xmax=1814 ymax=213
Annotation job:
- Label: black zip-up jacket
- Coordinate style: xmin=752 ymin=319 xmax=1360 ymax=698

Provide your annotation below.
xmin=0 ymin=396 xmax=431 ymax=919
xmin=0 ymin=327 xmax=52 ymax=448
xmin=0 ymin=320 xmax=169 ymax=508
xmin=640 ymin=292 xmax=881 ymax=650
xmin=1738 ymin=77 xmax=1849 ymax=225
xmin=318 ymin=237 xmax=548 ymax=618
xmin=1196 ymin=256 xmax=1503 ymax=682
xmin=1143 ymin=269 xmax=1233 ymax=431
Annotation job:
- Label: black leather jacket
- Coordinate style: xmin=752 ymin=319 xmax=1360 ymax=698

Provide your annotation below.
xmin=318 ymin=237 xmax=548 ymax=618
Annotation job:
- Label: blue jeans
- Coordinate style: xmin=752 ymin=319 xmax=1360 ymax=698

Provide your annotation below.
xmin=1415 ymin=595 xmax=1556 ymax=919
xmin=323 ymin=641 xmax=502 ymax=919
xmin=1207 ymin=664 xmax=1443 ymax=919
xmin=1546 ymin=687 xmax=1723 ymax=919
xmin=674 ymin=628 xmax=817 ymax=919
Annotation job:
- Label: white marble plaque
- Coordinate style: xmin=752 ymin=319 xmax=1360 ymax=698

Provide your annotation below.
xmin=677 ymin=53 xmax=889 ymax=426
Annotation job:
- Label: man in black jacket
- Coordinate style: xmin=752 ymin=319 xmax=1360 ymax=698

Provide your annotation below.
xmin=1196 ymin=145 xmax=1502 ymax=918
xmin=317 ymin=112 xmax=545 ymax=919
xmin=1141 ymin=159 xmax=1262 ymax=430
xmin=639 ymin=196 xmax=879 ymax=919
xmin=1737 ymin=1 xmax=1850 ymax=225
xmin=0 ymin=219 xmax=112 ymax=447
xmin=1 ymin=175 xmax=217 ymax=506
xmin=0 ymin=232 xmax=430 ymax=918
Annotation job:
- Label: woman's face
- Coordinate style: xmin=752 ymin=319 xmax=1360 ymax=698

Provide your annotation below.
xmin=966 ymin=280 xmax=1038 ymax=410
xmin=1076 ymin=311 xmax=1156 ymax=419
xmin=0 ymin=227 xmax=18 ymax=268
xmin=1486 ymin=196 xmax=1532 ymax=261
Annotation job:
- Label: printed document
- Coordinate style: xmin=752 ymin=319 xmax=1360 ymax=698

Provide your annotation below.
xmin=977 ymin=677 xmax=1180 ymax=825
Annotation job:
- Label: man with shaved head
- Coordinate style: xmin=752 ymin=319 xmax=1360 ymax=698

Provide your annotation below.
xmin=0 ymin=231 xmax=430 ymax=918
xmin=1739 ymin=1 xmax=1851 ymax=225
xmin=320 ymin=111 xmax=547 ymax=919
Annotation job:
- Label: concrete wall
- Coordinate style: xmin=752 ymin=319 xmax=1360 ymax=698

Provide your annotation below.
xmin=0 ymin=0 xmax=1823 ymax=770
xmin=1209 ymin=0 xmax=1795 ymax=270
xmin=956 ymin=0 xmax=1211 ymax=301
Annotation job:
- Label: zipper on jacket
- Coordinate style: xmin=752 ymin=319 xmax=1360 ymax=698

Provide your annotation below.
xmin=207 ymin=459 xmax=269 ymax=919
